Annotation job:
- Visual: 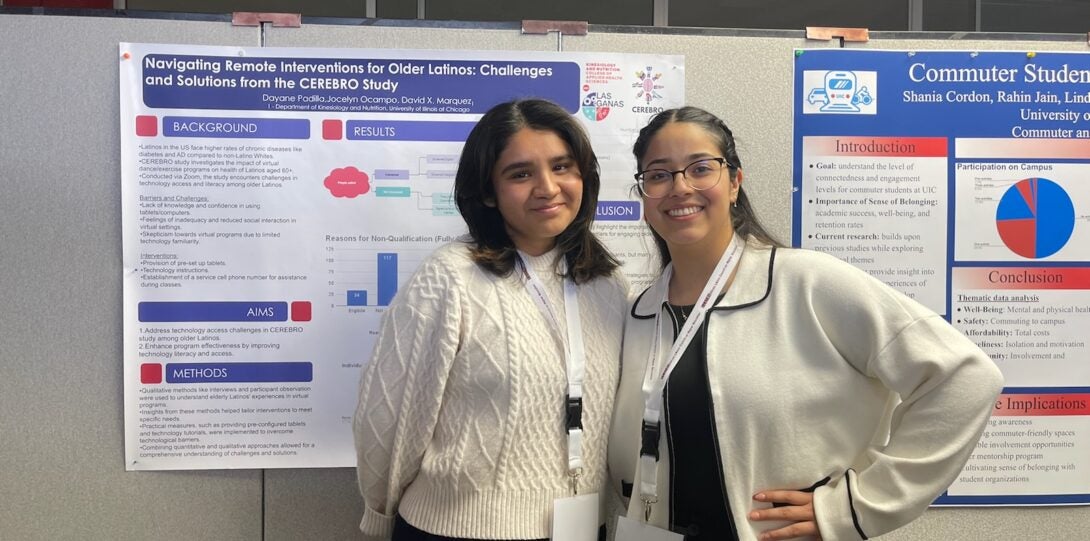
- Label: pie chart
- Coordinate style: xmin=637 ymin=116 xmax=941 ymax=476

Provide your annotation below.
xmin=995 ymin=177 xmax=1075 ymax=259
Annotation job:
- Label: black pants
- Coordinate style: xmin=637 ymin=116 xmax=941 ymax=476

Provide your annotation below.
xmin=392 ymin=514 xmax=605 ymax=541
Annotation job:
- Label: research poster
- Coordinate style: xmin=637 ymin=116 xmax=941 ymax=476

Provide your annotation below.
xmin=121 ymin=42 xmax=683 ymax=470
xmin=794 ymin=49 xmax=1090 ymax=505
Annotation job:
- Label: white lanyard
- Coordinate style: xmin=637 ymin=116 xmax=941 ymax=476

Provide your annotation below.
xmin=517 ymin=252 xmax=587 ymax=494
xmin=637 ymin=234 xmax=744 ymax=519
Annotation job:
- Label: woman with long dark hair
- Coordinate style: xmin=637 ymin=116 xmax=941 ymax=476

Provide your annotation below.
xmin=609 ymin=106 xmax=1002 ymax=541
xmin=354 ymin=98 xmax=627 ymax=541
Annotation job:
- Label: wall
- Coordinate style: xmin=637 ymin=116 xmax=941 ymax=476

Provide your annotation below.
xmin=0 ymin=11 xmax=1087 ymax=540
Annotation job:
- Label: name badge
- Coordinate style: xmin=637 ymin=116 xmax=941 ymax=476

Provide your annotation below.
xmin=552 ymin=493 xmax=598 ymax=541
xmin=615 ymin=516 xmax=684 ymax=541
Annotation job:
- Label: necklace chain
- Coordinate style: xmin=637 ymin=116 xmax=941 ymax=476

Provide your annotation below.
xmin=669 ymin=304 xmax=693 ymax=327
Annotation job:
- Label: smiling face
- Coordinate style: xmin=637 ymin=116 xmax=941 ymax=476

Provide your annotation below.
xmin=639 ymin=121 xmax=740 ymax=259
xmin=488 ymin=127 xmax=583 ymax=256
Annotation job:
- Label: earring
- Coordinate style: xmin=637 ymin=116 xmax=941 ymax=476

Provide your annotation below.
xmin=732 ymin=200 xmax=738 ymax=209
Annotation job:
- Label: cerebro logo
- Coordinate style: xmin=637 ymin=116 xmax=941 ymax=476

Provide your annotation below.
xmin=582 ymin=90 xmax=624 ymax=122
xmin=633 ymin=66 xmax=665 ymax=104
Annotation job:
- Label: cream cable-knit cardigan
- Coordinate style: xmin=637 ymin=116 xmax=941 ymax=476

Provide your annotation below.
xmin=354 ymin=242 xmax=628 ymax=540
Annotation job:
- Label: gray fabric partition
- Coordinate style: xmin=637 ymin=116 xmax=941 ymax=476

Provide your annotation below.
xmin=0 ymin=14 xmax=262 ymax=541
xmin=0 ymin=11 xmax=1086 ymax=540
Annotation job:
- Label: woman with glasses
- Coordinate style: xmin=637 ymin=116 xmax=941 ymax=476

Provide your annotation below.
xmin=608 ymin=106 xmax=1002 ymax=541
xmin=354 ymin=99 xmax=628 ymax=541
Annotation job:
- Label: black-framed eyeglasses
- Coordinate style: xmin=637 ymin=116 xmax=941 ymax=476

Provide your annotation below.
xmin=634 ymin=157 xmax=734 ymax=199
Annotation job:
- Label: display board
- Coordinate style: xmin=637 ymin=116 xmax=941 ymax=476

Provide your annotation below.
xmin=794 ymin=48 xmax=1090 ymax=506
xmin=120 ymin=41 xmax=683 ymax=470
xmin=2 ymin=10 xmax=1088 ymax=540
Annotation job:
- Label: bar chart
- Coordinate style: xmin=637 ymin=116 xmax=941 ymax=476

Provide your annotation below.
xmin=345 ymin=253 xmax=398 ymax=307
xmin=329 ymin=247 xmax=431 ymax=309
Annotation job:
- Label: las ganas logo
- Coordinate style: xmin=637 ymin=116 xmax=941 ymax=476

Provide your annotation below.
xmin=582 ymin=87 xmax=625 ymax=121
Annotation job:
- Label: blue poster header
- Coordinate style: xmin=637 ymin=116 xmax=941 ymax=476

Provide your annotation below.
xmin=141 ymin=54 xmax=581 ymax=114
xmin=165 ymin=362 xmax=313 ymax=383
xmin=163 ymin=117 xmax=310 ymax=139
xmin=139 ymin=301 xmax=287 ymax=322
xmin=345 ymin=120 xmax=476 ymax=142
xmin=794 ymin=50 xmax=1090 ymax=138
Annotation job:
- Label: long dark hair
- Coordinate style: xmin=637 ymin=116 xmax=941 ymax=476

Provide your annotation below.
xmin=455 ymin=98 xmax=619 ymax=283
xmin=632 ymin=106 xmax=782 ymax=267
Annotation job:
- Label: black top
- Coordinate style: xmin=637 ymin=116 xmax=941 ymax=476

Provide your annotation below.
xmin=663 ymin=302 xmax=737 ymax=540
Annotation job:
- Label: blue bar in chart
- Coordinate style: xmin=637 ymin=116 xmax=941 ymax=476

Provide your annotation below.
xmin=347 ymin=290 xmax=367 ymax=306
xmin=377 ymin=253 xmax=398 ymax=306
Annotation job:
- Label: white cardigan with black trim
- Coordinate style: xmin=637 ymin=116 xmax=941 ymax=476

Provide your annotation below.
xmin=608 ymin=239 xmax=1003 ymax=540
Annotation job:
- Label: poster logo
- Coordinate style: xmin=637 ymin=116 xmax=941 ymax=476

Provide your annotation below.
xmin=581 ymin=90 xmax=625 ymax=122
xmin=802 ymin=70 xmax=877 ymax=114
xmin=631 ymin=66 xmax=666 ymax=113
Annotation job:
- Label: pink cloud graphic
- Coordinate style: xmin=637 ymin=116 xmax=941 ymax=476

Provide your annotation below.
xmin=324 ymin=166 xmax=370 ymax=198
